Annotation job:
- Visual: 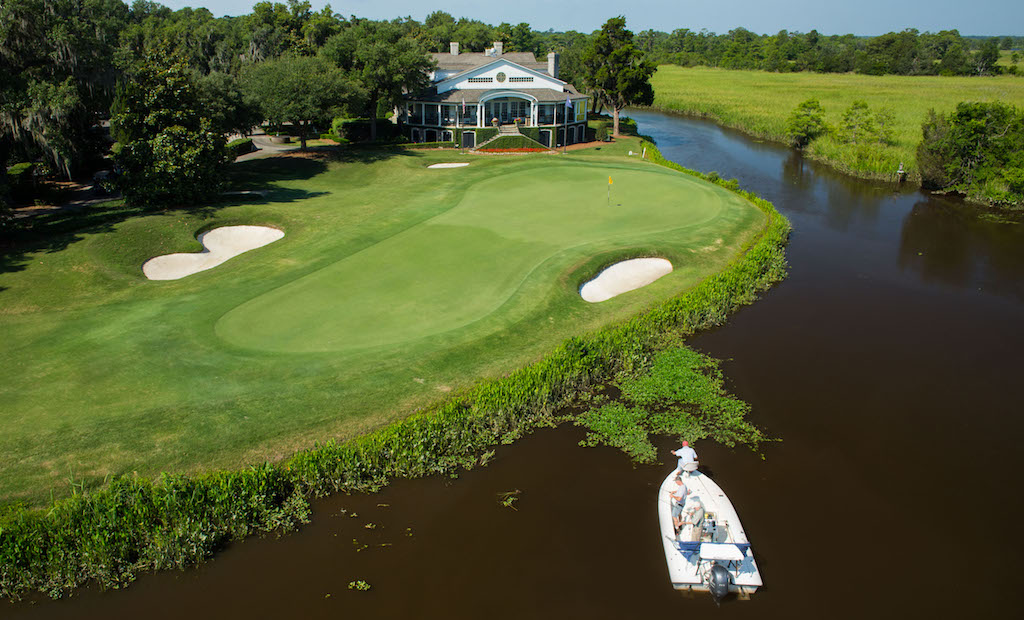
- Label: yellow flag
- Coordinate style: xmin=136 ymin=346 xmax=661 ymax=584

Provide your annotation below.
xmin=608 ymin=176 xmax=613 ymax=185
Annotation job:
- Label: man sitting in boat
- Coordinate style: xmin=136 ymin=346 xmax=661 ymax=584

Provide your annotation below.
xmin=672 ymin=441 xmax=698 ymax=477
xmin=669 ymin=477 xmax=690 ymax=531
xmin=678 ymin=498 xmax=706 ymax=542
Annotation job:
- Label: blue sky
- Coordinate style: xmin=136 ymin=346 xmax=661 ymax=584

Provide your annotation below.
xmin=159 ymin=0 xmax=1023 ymax=36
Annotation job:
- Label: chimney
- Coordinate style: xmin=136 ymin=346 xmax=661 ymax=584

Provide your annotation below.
xmin=547 ymin=52 xmax=560 ymax=79
xmin=493 ymin=41 xmax=503 ymax=56
xmin=450 ymin=42 xmax=459 ymax=55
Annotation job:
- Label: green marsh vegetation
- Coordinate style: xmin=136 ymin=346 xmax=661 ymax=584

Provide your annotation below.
xmin=0 ymin=138 xmax=790 ymax=599
xmin=650 ymin=65 xmax=1024 ymax=189
xmin=575 ymin=346 xmax=764 ymax=463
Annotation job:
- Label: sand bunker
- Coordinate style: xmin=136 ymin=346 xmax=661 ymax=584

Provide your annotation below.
xmin=580 ymin=258 xmax=673 ymax=303
xmin=143 ymin=225 xmax=284 ymax=281
xmin=427 ymin=163 xmax=470 ymax=169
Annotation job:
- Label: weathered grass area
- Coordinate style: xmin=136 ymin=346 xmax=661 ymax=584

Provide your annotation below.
xmin=650 ymin=65 xmax=1024 ymax=180
xmin=0 ymin=139 xmax=790 ymax=600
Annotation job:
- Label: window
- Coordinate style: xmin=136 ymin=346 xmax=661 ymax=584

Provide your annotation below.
xmin=467 ymin=77 xmax=493 ymax=83
xmin=509 ymin=76 xmax=534 ymax=83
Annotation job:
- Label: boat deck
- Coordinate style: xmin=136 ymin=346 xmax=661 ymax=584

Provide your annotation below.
xmin=657 ymin=470 xmax=762 ymax=595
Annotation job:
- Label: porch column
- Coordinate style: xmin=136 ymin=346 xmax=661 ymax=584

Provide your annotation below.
xmin=531 ymin=102 xmax=537 ymax=127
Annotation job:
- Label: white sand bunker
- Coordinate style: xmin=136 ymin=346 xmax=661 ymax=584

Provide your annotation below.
xmin=143 ymin=225 xmax=284 ymax=281
xmin=427 ymin=162 xmax=469 ymax=169
xmin=580 ymin=258 xmax=673 ymax=303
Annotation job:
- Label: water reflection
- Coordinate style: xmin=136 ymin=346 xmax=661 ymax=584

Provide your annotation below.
xmin=899 ymin=199 xmax=1024 ymax=301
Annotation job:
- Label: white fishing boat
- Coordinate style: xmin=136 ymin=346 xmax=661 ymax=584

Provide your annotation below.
xmin=657 ymin=468 xmax=762 ymax=600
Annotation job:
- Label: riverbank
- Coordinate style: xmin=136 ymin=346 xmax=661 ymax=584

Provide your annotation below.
xmin=649 ymin=65 xmax=1024 ymax=189
xmin=0 ymin=140 xmax=790 ymax=600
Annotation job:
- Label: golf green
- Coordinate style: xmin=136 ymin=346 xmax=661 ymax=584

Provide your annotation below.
xmin=0 ymin=143 xmax=766 ymax=504
xmin=218 ymin=165 xmax=731 ymax=353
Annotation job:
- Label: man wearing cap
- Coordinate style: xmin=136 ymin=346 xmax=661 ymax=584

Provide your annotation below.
xmin=672 ymin=441 xmax=698 ymax=476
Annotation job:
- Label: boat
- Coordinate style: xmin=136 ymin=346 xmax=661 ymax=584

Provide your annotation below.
xmin=657 ymin=467 xmax=762 ymax=600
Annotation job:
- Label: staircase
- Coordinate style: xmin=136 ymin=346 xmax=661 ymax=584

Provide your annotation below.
xmin=472 ymin=124 xmax=550 ymax=151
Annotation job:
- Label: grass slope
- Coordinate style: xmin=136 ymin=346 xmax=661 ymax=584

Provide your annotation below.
xmin=0 ymin=138 xmax=765 ymax=505
xmin=650 ymin=65 xmax=1024 ymax=180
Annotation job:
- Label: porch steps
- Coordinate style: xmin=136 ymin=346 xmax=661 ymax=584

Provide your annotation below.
xmin=472 ymin=125 xmax=551 ymax=152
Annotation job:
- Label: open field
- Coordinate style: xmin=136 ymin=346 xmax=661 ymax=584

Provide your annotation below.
xmin=650 ymin=65 xmax=1024 ymax=180
xmin=0 ymin=137 xmax=766 ymax=505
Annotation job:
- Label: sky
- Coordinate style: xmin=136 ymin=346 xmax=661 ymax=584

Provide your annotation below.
xmin=158 ymin=0 xmax=1024 ymax=36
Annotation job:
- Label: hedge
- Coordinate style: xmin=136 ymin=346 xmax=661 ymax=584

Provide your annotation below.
xmin=0 ymin=140 xmax=790 ymax=600
xmin=225 ymin=138 xmax=255 ymax=159
xmin=406 ymin=141 xmax=456 ymax=149
xmin=476 ymin=134 xmax=548 ymax=151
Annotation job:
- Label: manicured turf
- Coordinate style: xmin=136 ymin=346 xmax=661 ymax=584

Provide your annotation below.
xmin=0 ymin=137 xmax=765 ymax=505
xmin=651 ymin=65 xmax=1024 ymax=180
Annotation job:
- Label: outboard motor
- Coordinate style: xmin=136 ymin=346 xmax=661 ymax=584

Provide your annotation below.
xmin=708 ymin=562 xmax=731 ymax=602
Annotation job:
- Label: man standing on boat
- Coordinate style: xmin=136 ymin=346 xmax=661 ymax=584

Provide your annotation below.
xmin=672 ymin=441 xmax=698 ymax=476
xmin=670 ymin=477 xmax=690 ymax=531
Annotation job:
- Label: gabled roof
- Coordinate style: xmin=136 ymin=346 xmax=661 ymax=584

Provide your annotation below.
xmin=408 ymin=85 xmax=584 ymax=104
xmin=435 ymin=57 xmax=564 ymax=92
xmin=431 ymin=52 xmax=548 ymax=75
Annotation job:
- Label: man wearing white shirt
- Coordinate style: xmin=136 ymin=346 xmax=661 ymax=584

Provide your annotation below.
xmin=672 ymin=440 xmax=698 ymax=476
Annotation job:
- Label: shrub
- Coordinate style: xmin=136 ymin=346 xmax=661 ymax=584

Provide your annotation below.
xmin=785 ymin=99 xmax=827 ymax=148
xmin=406 ymin=141 xmax=456 ymax=149
xmin=225 ymin=138 xmax=255 ymax=159
xmin=917 ymin=102 xmax=1024 ymax=205
xmin=839 ymin=100 xmax=875 ymax=144
xmin=476 ymin=134 xmax=547 ymax=150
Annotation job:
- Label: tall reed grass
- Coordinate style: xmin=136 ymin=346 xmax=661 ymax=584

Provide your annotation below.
xmin=650 ymin=65 xmax=1024 ymax=181
xmin=0 ymin=141 xmax=790 ymax=600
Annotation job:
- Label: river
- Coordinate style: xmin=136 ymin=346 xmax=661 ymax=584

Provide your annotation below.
xmin=5 ymin=110 xmax=1024 ymax=619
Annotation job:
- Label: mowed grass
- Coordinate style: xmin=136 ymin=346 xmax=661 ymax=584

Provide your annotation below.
xmin=0 ymin=138 xmax=766 ymax=505
xmin=650 ymin=65 xmax=1024 ymax=179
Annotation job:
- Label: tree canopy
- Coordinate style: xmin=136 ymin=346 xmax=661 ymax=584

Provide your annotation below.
xmin=320 ymin=21 xmax=433 ymax=140
xmin=581 ymin=17 xmax=655 ymax=136
xmin=242 ymin=54 xmax=357 ymax=148
xmin=112 ymin=47 xmax=226 ymax=207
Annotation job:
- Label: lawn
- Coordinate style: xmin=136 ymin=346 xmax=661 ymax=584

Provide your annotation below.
xmin=0 ymin=137 xmax=766 ymax=505
xmin=650 ymin=65 xmax=1024 ymax=180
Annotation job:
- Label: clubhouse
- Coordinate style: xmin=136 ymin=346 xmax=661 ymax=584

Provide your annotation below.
xmin=401 ymin=42 xmax=589 ymax=148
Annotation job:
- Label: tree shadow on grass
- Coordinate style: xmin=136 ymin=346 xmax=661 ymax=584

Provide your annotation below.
xmin=0 ymin=156 xmax=334 ymax=280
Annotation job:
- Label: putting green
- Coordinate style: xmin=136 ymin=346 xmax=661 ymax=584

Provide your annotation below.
xmin=217 ymin=165 xmax=732 ymax=352
xmin=0 ymin=142 xmax=766 ymax=504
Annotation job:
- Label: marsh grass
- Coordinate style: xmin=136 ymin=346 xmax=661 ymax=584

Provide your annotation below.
xmin=650 ymin=65 xmax=1024 ymax=180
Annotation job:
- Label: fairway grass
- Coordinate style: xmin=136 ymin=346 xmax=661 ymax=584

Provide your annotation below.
xmin=650 ymin=65 xmax=1024 ymax=181
xmin=0 ymin=139 xmax=765 ymax=505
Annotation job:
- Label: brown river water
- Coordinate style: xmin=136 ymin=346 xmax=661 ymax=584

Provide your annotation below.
xmin=4 ymin=109 xmax=1024 ymax=619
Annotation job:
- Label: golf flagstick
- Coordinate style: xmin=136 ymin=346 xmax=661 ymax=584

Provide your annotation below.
xmin=607 ymin=175 xmax=612 ymax=207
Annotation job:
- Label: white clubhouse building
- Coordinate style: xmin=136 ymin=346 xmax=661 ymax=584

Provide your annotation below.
xmin=401 ymin=42 xmax=589 ymax=148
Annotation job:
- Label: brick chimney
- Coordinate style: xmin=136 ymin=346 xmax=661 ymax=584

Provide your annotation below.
xmin=547 ymin=52 xmax=560 ymax=78
xmin=493 ymin=41 xmax=503 ymax=56
xmin=450 ymin=42 xmax=459 ymax=55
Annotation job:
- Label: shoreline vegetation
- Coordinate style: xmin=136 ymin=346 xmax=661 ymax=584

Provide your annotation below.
xmin=648 ymin=65 xmax=1024 ymax=203
xmin=0 ymin=140 xmax=790 ymax=600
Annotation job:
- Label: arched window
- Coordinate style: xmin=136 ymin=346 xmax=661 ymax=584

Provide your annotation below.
xmin=441 ymin=130 xmax=453 ymax=142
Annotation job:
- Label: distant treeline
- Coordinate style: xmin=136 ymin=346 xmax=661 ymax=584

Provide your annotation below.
xmin=2 ymin=0 xmax=1020 ymax=183
xmin=634 ymin=29 xmax=1021 ymax=76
